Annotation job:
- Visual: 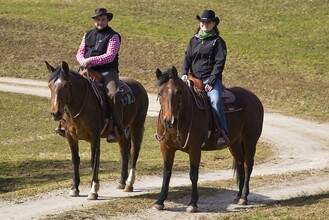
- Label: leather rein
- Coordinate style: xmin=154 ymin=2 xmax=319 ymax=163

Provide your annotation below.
xmin=63 ymin=78 xmax=89 ymax=119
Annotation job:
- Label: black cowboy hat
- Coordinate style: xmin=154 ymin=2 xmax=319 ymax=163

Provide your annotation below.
xmin=90 ymin=8 xmax=113 ymax=21
xmin=196 ymin=10 xmax=220 ymax=25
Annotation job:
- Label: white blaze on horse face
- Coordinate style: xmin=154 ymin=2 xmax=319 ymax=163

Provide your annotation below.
xmin=52 ymin=78 xmax=63 ymax=110
xmin=164 ymin=87 xmax=175 ymax=122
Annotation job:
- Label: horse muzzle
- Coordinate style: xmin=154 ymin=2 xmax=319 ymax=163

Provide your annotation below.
xmin=163 ymin=117 xmax=177 ymax=128
xmin=51 ymin=110 xmax=63 ymax=121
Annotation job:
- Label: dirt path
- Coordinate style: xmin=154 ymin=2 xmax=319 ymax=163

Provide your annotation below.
xmin=0 ymin=77 xmax=329 ymax=220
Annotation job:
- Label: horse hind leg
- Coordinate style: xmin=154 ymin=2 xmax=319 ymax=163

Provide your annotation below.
xmin=232 ymin=139 xmax=256 ymax=205
xmin=117 ymin=128 xmax=130 ymax=190
xmin=124 ymin=124 xmax=144 ymax=192
xmin=233 ymin=158 xmax=248 ymax=205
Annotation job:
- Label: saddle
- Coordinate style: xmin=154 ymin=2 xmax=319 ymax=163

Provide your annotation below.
xmin=187 ymin=74 xmax=242 ymax=112
xmin=187 ymin=74 xmax=243 ymax=147
xmin=80 ymin=68 xmax=136 ymax=141
xmin=79 ymin=68 xmax=136 ymax=107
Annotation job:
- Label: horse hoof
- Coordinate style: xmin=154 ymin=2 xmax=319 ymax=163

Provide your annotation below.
xmin=186 ymin=205 xmax=198 ymax=213
xmin=69 ymin=189 xmax=79 ymax=197
xmin=87 ymin=192 xmax=98 ymax=200
xmin=153 ymin=203 xmax=164 ymax=210
xmin=124 ymin=185 xmax=133 ymax=192
xmin=234 ymin=196 xmax=241 ymax=203
xmin=238 ymin=198 xmax=248 ymax=205
xmin=116 ymin=183 xmax=126 ymax=190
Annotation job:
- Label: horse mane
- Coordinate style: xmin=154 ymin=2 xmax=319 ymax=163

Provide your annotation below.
xmin=156 ymin=68 xmax=183 ymax=86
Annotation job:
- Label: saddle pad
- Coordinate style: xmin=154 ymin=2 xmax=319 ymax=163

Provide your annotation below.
xmin=118 ymin=82 xmax=135 ymax=106
xmin=224 ymin=103 xmax=243 ymax=113
xmin=222 ymin=89 xmax=235 ymax=104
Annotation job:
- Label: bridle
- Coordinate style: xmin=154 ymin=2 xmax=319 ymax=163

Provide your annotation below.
xmin=155 ymin=83 xmax=194 ymax=149
xmin=59 ymin=76 xmax=89 ymax=119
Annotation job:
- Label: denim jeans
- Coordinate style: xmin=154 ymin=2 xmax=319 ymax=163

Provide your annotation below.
xmin=203 ymin=79 xmax=228 ymax=134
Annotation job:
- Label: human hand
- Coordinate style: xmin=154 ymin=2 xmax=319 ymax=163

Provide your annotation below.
xmin=205 ymin=84 xmax=212 ymax=92
xmin=80 ymin=58 xmax=91 ymax=67
xmin=181 ymin=75 xmax=188 ymax=82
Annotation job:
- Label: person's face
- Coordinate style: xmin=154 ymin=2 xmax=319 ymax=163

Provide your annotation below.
xmin=93 ymin=15 xmax=109 ymax=30
xmin=200 ymin=21 xmax=216 ymax=32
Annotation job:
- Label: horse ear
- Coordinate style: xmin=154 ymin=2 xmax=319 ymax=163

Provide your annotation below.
xmin=156 ymin=68 xmax=162 ymax=80
xmin=172 ymin=66 xmax=178 ymax=77
xmin=45 ymin=61 xmax=55 ymax=73
xmin=61 ymin=61 xmax=70 ymax=75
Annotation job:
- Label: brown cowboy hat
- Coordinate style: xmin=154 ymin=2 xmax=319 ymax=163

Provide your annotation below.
xmin=90 ymin=8 xmax=113 ymax=21
xmin=196 ymin=10 xmax=220 ymax=25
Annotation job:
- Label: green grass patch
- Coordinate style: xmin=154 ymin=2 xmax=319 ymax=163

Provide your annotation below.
xmin=0 ymin=0 xmax=328 ymax=122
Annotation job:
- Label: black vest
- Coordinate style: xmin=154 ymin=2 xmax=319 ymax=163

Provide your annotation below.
xmin=84 ymin=26 xmax=121 ymax=72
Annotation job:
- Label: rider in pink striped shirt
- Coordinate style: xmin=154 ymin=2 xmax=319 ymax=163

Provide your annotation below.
xmin=77 ymin=8 xmax=124 ymax=142
xmin=76 ymin=32 xmax=120 ymax=67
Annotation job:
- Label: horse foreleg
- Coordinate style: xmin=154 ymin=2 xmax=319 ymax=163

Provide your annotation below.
xmin=186 ymin=149 xmax=201 ymax=213
xmin=68 ymin=136 xmax=80 ymax=197
xmin=88 ymin=137 xmax=101 ymax=200
xmin=154 ymin=146 xmax=175 ymax=210
xmin=124 ymin=168 xmax=135 ymax=192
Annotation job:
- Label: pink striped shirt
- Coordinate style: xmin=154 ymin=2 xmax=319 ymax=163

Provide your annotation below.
xmin=76 ymin=34 xmax=120 ymax=66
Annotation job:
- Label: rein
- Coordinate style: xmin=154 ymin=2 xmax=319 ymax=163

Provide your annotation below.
xmin=64 ymin=78 xmax=89 ymax=119
xmin=177 ymin=87 xmax=194 ymax=148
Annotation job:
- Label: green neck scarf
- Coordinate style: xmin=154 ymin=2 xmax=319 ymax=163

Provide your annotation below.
xmin=198 ymin=29 xmax=216 ymax=40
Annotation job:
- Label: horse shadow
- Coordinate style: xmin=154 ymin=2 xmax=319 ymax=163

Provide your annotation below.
xmin=91 ymin=185 xmax=275 ymax=213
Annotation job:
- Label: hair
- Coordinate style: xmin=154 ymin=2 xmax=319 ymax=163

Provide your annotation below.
xmin=194 ymin=24 xmax=220 ymax=36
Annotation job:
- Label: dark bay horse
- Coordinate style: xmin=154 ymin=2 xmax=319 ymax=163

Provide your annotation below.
xmin=46 ymin=61 xmax=148 ymax=200
xmin=154 ymin=66 xmax=264 ymax=212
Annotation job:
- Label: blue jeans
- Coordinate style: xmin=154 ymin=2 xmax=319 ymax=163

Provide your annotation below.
xmin=203 ymin=79 xmax=228 ymax=135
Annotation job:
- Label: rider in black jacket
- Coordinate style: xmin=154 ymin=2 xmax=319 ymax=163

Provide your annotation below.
xmin=182 ymin=10 xmax=229 ymax=147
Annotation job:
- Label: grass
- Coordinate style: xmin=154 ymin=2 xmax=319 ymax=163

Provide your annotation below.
xmin=0 ymin=0 xmax=328 ymax=121
xmin=0 ymin=0 xmax=328 ymax=219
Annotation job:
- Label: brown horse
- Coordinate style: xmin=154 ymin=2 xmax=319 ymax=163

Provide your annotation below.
xmin=45 ymin=61 xmax=148 ymax=200
xmin=153 ymin=66 xmax=264 ymax=212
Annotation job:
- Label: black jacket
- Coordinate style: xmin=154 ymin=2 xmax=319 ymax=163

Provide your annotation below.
xmin=84 ymin=26 xmax=121 ymax=72
xmin=182 ymin=35 xmax=227 ymax=85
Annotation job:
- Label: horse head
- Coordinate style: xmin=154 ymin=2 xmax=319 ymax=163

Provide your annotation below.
xmin=156 ymin=66 xmax=184 ymax=128
xmin=46 ymin=61 xmax=71 ymax=121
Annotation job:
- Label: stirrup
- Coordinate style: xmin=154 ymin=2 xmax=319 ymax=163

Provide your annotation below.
xmin=106 ymin=126 xmax=121 ymax=143
xmin=222 ymin=131 xmax=230 ymax=145
xmin=216 ymin=131 xmax=230 ymax=149
xmin=55 ymin=127 xmax=66 ymax=138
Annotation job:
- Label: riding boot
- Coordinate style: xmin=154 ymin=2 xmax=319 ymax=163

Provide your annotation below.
xmin=113 ymin=92 xmax=124 ymax=132
xmin=106 ymin=93 xmax=124 ymax=142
